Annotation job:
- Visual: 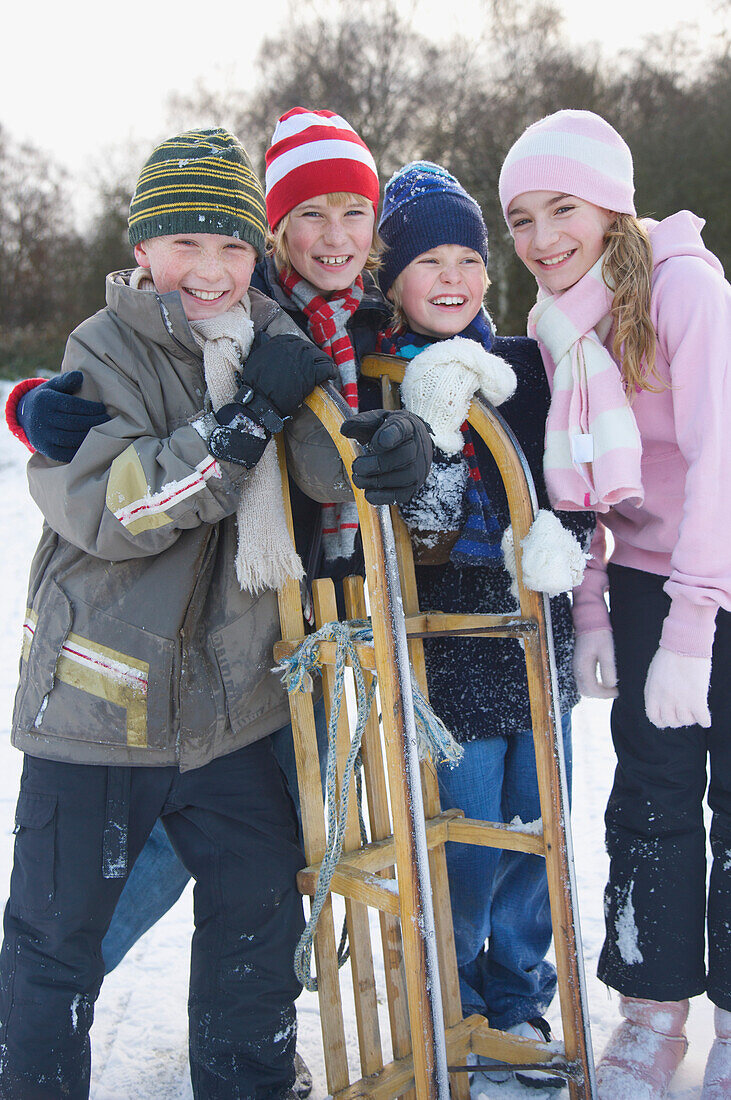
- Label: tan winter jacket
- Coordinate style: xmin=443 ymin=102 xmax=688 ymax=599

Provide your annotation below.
xmin=13 ymin=274 xmax=337 ymax=770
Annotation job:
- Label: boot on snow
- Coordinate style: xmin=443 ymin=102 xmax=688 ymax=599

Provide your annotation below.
xmin=701 ymin=1005 xmax=731 ymax=1099
xmin=293 ymin=1050 xmax=313 ymax=1098
xmin=596 ymin=995 xmax=689 ymax=1099
xmin=470 ymin=1016 xmax=565 ymax=1092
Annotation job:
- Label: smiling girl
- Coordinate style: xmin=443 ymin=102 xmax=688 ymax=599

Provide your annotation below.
xmin=500 ymin=109 xmax=731 ymax=1100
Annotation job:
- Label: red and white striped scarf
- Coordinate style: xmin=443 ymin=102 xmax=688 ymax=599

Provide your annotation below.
xmin=528 ymin=254 xmax=643 ymax=513
xmin=278 ymin=268 xmax=363 ymax=560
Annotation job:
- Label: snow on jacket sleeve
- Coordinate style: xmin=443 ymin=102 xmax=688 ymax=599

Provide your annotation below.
xmin=26 ymin=324 xmax=251 ymax=562
xmin=654 ymin=255 xmax=731 ymax=656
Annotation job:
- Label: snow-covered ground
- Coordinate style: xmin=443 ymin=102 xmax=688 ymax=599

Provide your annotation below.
xmin=0 ymin=381 xmax=714 ymax=1098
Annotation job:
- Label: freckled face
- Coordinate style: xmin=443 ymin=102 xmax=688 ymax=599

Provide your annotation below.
xmin=390 ymin=244 xmax=488 ymax=338
xmin=282 ymin=195 xmax=375 ymax=293
xmin=507 ymin=191 xmax=615 ymax=292
xmin=133 ymin=233 xmax=258 ymax=320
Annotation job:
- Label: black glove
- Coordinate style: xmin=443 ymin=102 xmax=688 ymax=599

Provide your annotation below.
xmin=216 ymin=333 xmax=335 ymax=434
xmin=207 ymin=411 xmax=270 ymax=468
xmin=18 ymin=372 xmax=110 ymax=462
xmin=341 ymin=409 xmax=433 ymax=505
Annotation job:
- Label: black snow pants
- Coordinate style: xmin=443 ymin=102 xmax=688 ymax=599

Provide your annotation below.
xmin=597 ymin=563 xmax=731 ymax=1011
xmin=0 ymin=737 xmax=305 ymax=1100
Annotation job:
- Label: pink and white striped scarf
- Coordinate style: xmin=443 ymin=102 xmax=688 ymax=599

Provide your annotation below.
xmin=278 ymin=268 xmax=363 ymax=560
xmin=528 ymin=254 xmax=643 ymax=513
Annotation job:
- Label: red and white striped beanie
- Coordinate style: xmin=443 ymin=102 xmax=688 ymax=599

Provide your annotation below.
xmin=498 ymin=109 xmax=636 ymax=225
xmin=264 ymin=107 xmax=380 ymax=229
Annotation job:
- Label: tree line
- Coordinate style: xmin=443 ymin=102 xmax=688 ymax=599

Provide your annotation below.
xmin=1 ymin=0 xmax=728 ymax=376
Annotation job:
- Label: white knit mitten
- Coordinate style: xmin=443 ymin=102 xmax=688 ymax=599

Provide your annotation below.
xmin=644 ymin=646 xmax=712 ymax=729
xmin=501 ymin=510 xmax=588 ymax=599
xmin=400 ymin=337 xmax=517 ymax=455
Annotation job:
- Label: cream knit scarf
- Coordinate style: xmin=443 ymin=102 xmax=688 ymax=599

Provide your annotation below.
xmin=528 ymin=254 xmax=644 ymax=513
xmin=130 ymin=268 xmax=303 ymax=593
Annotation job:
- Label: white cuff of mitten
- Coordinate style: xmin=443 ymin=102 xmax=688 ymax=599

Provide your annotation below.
xmin=644 ymin=646 xmax=712 ymax=728
xmin=401 ymin=337 xmax=517 ymax=455
xmin=502 ymin=510 xmax=588 ymax=599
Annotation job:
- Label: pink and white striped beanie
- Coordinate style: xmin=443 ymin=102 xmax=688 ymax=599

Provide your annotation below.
xmin=498 ymin=110 xmax=636 ymax=224
xmin=264 ymin=107 xmax=380 ymax=229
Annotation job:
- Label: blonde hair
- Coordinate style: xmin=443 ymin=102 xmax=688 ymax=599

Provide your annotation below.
xmin=266 ymin=192 xmax=382 ymax=276
xmin=387 ymin=258 xmax=491 ymax=332
xmin=602 ymin=214 xmax=663 ymax=396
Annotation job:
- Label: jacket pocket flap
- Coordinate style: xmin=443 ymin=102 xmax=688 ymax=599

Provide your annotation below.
xmin=15 ymin=790 xmax=57 ymax=830
xmin=14 ymin=578 xmax=74 ymax=731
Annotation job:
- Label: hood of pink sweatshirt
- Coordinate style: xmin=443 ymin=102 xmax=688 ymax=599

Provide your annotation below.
xmin=646 ymin=210 xmax=725 ymax=277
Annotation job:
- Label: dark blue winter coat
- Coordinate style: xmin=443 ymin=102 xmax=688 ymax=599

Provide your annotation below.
xmin=412 ymin=335 xmax=594 ymax=740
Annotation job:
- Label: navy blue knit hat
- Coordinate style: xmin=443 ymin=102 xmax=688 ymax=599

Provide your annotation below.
xmin=378 ymin=161 xmax=489 ymax=296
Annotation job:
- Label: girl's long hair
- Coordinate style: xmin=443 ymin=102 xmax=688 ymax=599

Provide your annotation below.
xmin=602 ymin=214 xmax=665 ymax=397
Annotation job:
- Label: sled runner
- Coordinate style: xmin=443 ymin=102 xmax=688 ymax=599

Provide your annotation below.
xmin=272 ymin=355 xmax=596 ymax=1099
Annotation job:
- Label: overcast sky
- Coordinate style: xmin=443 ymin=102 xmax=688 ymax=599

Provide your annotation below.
xmin=4 ymin=0 xmax=725 ymax=183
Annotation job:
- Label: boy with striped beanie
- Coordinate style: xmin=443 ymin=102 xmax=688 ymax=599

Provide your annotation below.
xmin=128 ymin=126 xmax=269 ymax=251
xmin=0 ymin=125 xmax=337 ymax=1099
xmin=260 ymin=109 xmax=434 ymax=566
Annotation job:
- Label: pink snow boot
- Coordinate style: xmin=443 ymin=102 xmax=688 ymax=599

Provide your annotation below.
xmin=701 ymin=1006 xmax=731 ymax=1099
xmin=596 ymin=996 xmax=689 ymax=1100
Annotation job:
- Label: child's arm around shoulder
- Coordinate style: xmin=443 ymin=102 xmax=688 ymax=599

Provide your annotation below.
xmin=27 ymin=311 xmax=254 ymax=562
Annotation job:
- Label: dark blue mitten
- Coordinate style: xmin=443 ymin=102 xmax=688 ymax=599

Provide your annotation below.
xmin=18 ymin=372 xmax=110 ymax=462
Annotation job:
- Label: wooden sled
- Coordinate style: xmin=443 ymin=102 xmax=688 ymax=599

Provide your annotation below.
xmin=273 ymin=356 xmax=597 ymax=1099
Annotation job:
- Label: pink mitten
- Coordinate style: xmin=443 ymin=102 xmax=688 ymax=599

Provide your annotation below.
xmin=572 ymin=629 xmax=618 ymax=699
xmin=644 ymin=646 xmax=711 ymax=729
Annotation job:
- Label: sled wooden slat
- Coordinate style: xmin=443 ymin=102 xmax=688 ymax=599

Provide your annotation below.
xmin=344 ymin=577 xmax=416 ymax=1100
xmin=446 ymin=817 xmax=545 ymax=854
xmin=405 ymin=610 xmax=538 ymax=637
xmin=298 ymin=864 xmax=402 ymax=915
xmin=313 ymin=580 xmax=384 ymax=1078
xmin=275 ymin=439 xmax=351 ymax=1093
xmin=384 ymin=499 xmax=470 ymax=1100
xmin=297 ymin=811 xmax=543 ymax=898
xmin=273 ymin=361 xmax=595 ymax=1098
xmin=272 ymin=610 xmax=537 ymax=668
xmin=297 ymin=808 xmax=459 ymax=885
xmin=272 ymin=637 xmax=377 ymax=669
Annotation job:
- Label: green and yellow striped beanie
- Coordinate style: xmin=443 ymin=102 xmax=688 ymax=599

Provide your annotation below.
xmin=128 ymin=128 xmax=267 ymax=256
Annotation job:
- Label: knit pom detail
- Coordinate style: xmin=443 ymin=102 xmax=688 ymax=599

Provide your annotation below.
xmin=502 ymin=510 xmax=589 ymax=598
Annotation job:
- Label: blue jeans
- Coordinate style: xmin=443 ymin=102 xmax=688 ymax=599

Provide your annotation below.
xmin=437 ymin=712 xmax=573 ymax=1030
xmin=102 ymin=699 xmax=328 ymax=974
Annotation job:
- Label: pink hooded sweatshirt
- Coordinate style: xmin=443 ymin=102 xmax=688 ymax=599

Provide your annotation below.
xmin=571 ymin=211 xmax=731 ymax=657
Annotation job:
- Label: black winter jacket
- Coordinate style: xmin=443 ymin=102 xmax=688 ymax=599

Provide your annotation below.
xmin=412 ymin=336 xmax=595 ymax=741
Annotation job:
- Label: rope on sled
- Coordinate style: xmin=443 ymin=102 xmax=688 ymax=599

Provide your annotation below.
xmin=274 ymin=618 xmax=463 ymax=992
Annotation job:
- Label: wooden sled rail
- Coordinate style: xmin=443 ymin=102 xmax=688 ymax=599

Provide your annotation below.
xmin=272 ymin=611 xmax=539 ymax=667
